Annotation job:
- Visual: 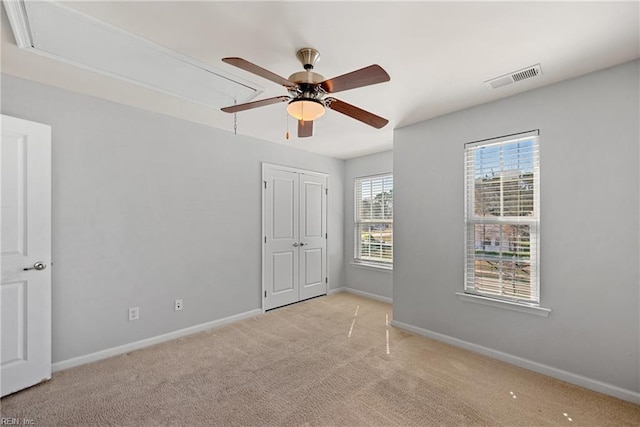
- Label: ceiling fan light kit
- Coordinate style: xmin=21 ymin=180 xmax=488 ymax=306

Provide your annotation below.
xmin=221 ymin=47 xmax=390 ymax=138
xmin=287 ymin=99 xmax=326 ymax=121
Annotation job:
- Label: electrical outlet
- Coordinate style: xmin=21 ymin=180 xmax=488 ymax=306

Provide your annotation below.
xmin=128 ymin=307 xmax=139 ymax=321
xmin=174 ymin=299 xmax=183 ymax=311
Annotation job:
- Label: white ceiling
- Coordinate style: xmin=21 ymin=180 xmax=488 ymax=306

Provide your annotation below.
xmin=2 ymin=1 xmax=639 ymax=159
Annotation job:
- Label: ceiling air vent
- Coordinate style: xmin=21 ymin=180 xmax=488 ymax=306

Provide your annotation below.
xmin=486 ymin=64 xmax=542 ymax=89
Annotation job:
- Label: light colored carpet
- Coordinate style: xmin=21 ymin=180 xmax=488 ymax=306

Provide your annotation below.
xmin=1 ymin=293 xmax=638 ymax=426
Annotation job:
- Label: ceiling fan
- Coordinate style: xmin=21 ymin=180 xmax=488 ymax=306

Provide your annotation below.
xmin=221 ymin=48 xmax=390 ymax=138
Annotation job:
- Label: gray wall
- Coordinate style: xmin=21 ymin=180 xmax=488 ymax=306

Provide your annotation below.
xmin=343 ymin=151 xmax=393 ymax=299
xmin=1 ymin=75 xmax=344 ymax=363
xmin=393 ymin=60 xmax=639 ymax=394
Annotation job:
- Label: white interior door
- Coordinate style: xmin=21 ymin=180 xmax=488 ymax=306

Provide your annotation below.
xmin=263 ymin=165 xmax=327 ymax=311
xmin=263 ymin=168 xmax=300 ymax=310
xmin=299 ymin=174 xmax=327 ymax=301
xmin=1 ymin=115 xmax=52 ymax=397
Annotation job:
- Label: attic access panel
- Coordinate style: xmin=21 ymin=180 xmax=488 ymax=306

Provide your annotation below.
xmin=3 ymin=0 xmax=262 ymax=108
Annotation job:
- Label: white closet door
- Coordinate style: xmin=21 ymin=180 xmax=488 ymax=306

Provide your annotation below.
xmin=263 ymin=168 xmax=300 ymax=310
xmin=262 ymin=165 xmax=328 ymax=311
xmin=299 ymin=174 xmax=327 ymax=301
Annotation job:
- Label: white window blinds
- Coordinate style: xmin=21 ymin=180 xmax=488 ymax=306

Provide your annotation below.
xmin=464 ymin=130 xmax=540 ymax=304
xmin=355 ymin=174 xmax=393 ymax=264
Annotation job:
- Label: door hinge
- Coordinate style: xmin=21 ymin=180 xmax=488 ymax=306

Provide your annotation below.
xmin=325 ymin=277 xmax=328 ymax=284
xmin=264 ymin=290 xmax=267 ymax=298
xmin=325 ymin=233 xmax=328 ymax=239
xmin=264 ymin=181 xmax=267 ymax=189
xmin=264 ymin=236 xmax=267 ymax=243
xmin=325 ymin=188 xmax=328 ymax=195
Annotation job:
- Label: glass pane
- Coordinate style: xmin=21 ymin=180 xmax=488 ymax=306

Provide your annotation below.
xmin=357 ymin=223 xmax=393 ymax=263
xmin=356 ymin=175 xmax=393 ymax=221
xmin=473 ymin=139 xmax=536 ymax=218
xmin=472 ymin=224 xmax=532 ymax=299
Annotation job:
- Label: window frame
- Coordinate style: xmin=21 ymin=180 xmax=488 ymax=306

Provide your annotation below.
xmin=354 ymin=173 xmax=393 ymax=268
xmin=463 ymin=130 xmax=541 ymax=306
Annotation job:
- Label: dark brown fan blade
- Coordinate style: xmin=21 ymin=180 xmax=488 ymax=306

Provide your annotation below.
xmin=298 ymin=120 xmax=313 ymax=138
xmin=326 ymin=97 xmax=388 ymax=129
xmin=221 ymin=96 xmax=289 ymax=113
xmin=320 ymin=65 xmax=390 ymax=93
xmin=222 ymin=57 xmax=297 ymax=88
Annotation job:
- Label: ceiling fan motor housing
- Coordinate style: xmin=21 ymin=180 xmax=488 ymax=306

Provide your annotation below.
xmin=287 ymin=48 xmax=325 ymax=102
xmin=288 ymin=71 xmax=325 ymax=85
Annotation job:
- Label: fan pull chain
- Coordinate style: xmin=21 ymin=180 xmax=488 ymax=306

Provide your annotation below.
xmin=233 ymin=99 xmax=237 ymax=135
xmin=285 ymin=109 xmax=290 ymax=140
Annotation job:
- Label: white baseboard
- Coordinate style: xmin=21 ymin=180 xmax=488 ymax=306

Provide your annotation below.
xmin=343 ymin=287 xmax=392 ymax=304
xmin=390 ymin=320 xmax=640 ymax=405
xmin=328 ymin=287 xmax=392 ymax=304
xmin=52 ymin=308 xmax=262 ymax=372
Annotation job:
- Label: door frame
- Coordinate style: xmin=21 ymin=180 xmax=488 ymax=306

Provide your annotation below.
xmin=261 ymin=163 xmax=329 ymax=313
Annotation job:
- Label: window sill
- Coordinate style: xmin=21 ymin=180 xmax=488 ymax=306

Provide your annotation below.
xmin=455 ymin=292 xmax=551 ymax=317
xmin=350 ymin=262 xmax=393 ymax=272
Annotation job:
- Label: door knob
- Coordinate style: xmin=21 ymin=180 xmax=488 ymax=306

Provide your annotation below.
xmin=23 ymin=262 xmax=47 ymax=271
xmin=300 ymin=243 xmax=306 ymax=246
xmin=293 ymin=243 xmax=299 ymax=247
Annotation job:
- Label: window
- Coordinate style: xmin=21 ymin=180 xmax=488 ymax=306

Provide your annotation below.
xmin=355 ymin=174 xmax=393 ymax=266
xmin=464 ymin=130 xmax=540 ymax=305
